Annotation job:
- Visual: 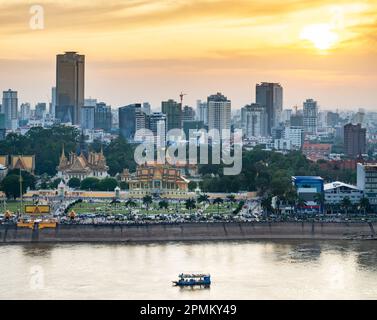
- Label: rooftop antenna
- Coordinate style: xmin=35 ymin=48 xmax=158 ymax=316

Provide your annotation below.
xmin=180 ymin=92 xmax=187 ymax=107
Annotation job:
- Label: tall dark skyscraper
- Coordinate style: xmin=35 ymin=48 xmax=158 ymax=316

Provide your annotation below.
xmin=2 ymin=89 xmax=18 ymax=130
xmin=94 ymin=102 xmax=112 ymax=132
xmin=344 ymin=123 xmax=366 ymax=158
xmin=256 ymin=82 xmax=283 ymax=135
xmin=162 ymin=99 xmax=182 ymax=131
xmin=56 ymin=52 xmax=85 ymax=125
xmin=119 ymin=104 xmax=142 ymax=141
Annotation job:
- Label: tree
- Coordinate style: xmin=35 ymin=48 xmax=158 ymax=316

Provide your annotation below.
xmin=98 ymin=178 xmax=118 ymax=191
xmin=359 ymin=197 xmax=370 ymax=215
xmin=185 ymin=198 xmax=196 ymax=214
xmin=80 ymin=177 xmax=100 ymax=191
xmin=159 ymin=200 xmax=169 ymax=210
xmin=226 ymin=194 xmax=236 ymax=203
xmin=314 ymin=193 xmax=326 ymax=214
xmin=297 ymin=197 xmax=307 ymax=218
xmin=50 ymin=178 xmax=63 ymax=190
xmin=68 ymin=178 xmax=81 ymax=189
xmin=188 ymin=181 xmax=197 ymax=191
xmin=341 ymin=197 xmax=352 ymax=216
xmin=198 ymin=194 xmax=210 ymax=205
xmin=125 ymin=199 xmax=137 ymax=208
xmin=213 ymin=198 xmax=224 ymax=215
xmin=143 ymin=195 xmax=153 ymax=210
xmin=1 ymin=175 xmax=22 ymax=199
xmin=261 ymin=197 xmax=273 ymax=217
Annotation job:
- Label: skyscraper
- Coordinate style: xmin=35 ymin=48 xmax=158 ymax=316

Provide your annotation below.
xmin=81 ymin=106 xmax=95 ymax=130
xmin=241 ymin=103 xmax=268 ymax=138
xmin=344 ymin=123 xmax=366 ymax=158
xmin=196 ymin=100 xmax=208 ymax=125
xmin=162 ymin=99 xmax=182 ymax=131
xmin=56 ymin=52 xmax=85 ymax=125
xmin=303 ymin=99 xmax=318 ymax=135
xmin=94 ymin=102 xmax=112 ymax=132
xmin=35 ymin=103 xmax=47 ymax=120
xmin=207 ymin=92 xmax=231 ymax=135
xmin=2 ymin=89 xmax=18 ymax=130
xmin=51 ymin=87 xmax=56 ymax=118
xmin=256 ymin=82 xmax=283 ymax=135
xmin=182 ymin=106 xmax=196 ymax=122
xmin=20 ymin=103 xmax=31 ymax=121
xmin=119 ymin=104 xmax=142 ymax=141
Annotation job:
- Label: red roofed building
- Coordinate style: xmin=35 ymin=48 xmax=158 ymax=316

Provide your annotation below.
xmin=302 ymin=143 xmax=332 ymax=162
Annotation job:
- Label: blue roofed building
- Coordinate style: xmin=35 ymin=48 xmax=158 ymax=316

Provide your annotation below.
xmin=292 ymin=176 xmax=324 ymax=213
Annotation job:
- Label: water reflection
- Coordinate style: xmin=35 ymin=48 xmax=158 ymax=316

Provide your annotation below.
xmin=1 ymin=240 xmax=377 ymax=299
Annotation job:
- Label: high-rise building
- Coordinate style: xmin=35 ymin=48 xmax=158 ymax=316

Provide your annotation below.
xmin=94 ymin=102 xmax=112 ymax=132
xmin=20 ymin=103 xmax=31 ymax=121
xmin=303 ymin=99 xmax=318 ymax=134
xmin=256 ymin=83 xmax=283 ymax=135
xmin=182 ymin=106 xmax=196 ymax=122
xmin=207 ymin=92 xmax=231 ymax=135
xmin=196 ymin=100 xmax=208 ymax=125
xmin=35 ymin=103 xmax=47 ymax=120
xmin=148 ymin=112 xmax=166 ymax=147
xmin=344 ymin=123 xmax=366 ymax=158
xmin=81 ymin=106 xmax=95 ymax=130
xmin=56 ymin=52 xmax=85 ymax=125
xmin=241 ymin=103 xmax=268 ymax=138
xmin=327 ymin=111 xmax=340 ymax=127
xmin=142 ymin=102 xmax=151 ymax=115
xmin=0 ymin=113 xmax=5 ymax=140
xmin=284 ymin=127 xmax=304 ymax=150
xmin=357 ymin=163 xmax=377 ymax=206
xmin=291 ymin=112 xmax=304 ymax=128
xmin=51 ymin=87 xmax=56 ymax=118
xmin=119 ymin=104 xmax=142 ymax=141
xmin=162 ymin=99 xmax=182 ymax=131
xmin=2 ymin=89 xmax=18 ymax=130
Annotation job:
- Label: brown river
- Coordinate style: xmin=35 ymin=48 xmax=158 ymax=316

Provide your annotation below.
xmin=1 ymin=240 xmax=377 ymax=300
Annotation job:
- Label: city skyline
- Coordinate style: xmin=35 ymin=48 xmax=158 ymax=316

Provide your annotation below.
xmin=0 ymin=0 xmax=376 ymax=110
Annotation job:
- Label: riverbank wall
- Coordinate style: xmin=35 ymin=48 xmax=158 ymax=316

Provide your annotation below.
xmin=1 ymin=222 xmax=377 ymax=243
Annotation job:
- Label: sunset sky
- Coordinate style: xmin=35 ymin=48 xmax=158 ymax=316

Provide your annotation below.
xmin=0 ymin=0 xmax=376 ymax=111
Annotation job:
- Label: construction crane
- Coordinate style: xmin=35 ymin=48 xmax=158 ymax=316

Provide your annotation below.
xmin=180 ymin=92 xmax=187 ymax=107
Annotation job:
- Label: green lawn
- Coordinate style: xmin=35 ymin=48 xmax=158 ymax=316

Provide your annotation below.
xmin=1 ymin=201 xmax=34 ymax=214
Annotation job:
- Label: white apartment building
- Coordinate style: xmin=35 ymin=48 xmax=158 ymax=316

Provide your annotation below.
xmin=357 ymin=163 xmax=377 ymax=205
xmin=207 ymin=93 xmax=231 ymax=136
xmin=284 ymin=127 xmax=304 ymax=150
xmin=325 ymin=181 xmax=363 ymax=205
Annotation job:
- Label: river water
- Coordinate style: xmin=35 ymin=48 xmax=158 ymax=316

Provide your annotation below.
xmin=1 ymin=240 xmax=377 ymax=300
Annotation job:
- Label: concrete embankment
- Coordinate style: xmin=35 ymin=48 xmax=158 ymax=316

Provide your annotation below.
xmin=1 ymin=222 xmax=377 ymax=243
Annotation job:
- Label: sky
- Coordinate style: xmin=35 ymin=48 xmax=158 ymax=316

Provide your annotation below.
xmin=0 ymin=0 xmax=376 ymax=111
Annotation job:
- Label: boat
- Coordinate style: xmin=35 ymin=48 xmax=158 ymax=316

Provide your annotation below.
xmin=173 ymin=274 xmax=211 ymax=287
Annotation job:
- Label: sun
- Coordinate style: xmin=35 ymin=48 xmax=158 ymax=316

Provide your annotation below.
xmin=300 ymin=23 xmax=339 ymax=51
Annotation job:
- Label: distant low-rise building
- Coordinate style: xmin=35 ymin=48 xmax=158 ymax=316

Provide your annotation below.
xmin=292 ymin=176 xmax=324 ymax=213
xmin=302 ymin=143 xmax=332 ymax=162
xmin=324 ymin=181 xmax=363 ymax=205
xmin=128 ymin=164 xmax=190 ymax=199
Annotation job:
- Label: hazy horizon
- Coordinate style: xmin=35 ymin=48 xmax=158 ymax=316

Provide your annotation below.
xmin=1 ymin=0 xmax=376 ymax=111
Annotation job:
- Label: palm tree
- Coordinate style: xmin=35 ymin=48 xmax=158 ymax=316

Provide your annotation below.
xmin=226 ymin=194 xmax=236 ymax=203
xmin=284 ymin=189 xmax=298 ymax=217
xmin=125 ymin=199 xmax=137 ymax=208
xmin=359 ymin=197 xmax=370 ymax=215
xmin=143 ymin=195 xmax=153 ymax=211
xmin=159 ymin=200 xmax=169 ymax=211
xmin=314 ymin=193 xmax=326 ymax=215
xmin=261 ymin=197 xmax=272 ymax=218
xmin=213 ymin=198 xmax=224 ymax=215
xmin=198 ymin=194 xmax=210 ymax=205
xmin=185 ymin=198 xmax=196 ymax=215
xmin=297 ymin=197 xmax=307 ymax=219
xmin=341 ymin=197 xmax=352 ymax=217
